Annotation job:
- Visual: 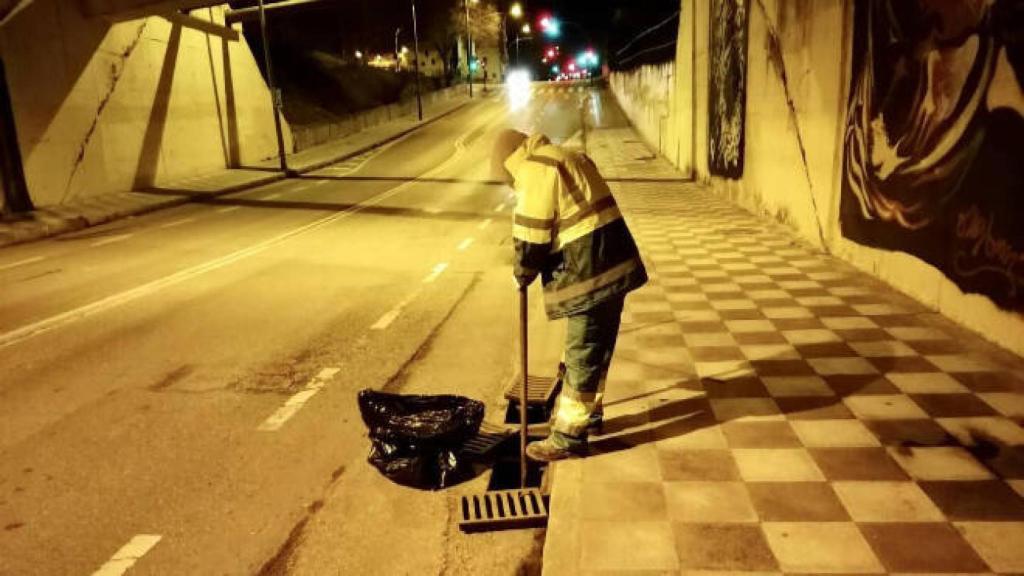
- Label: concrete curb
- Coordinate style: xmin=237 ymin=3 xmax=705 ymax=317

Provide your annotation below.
xmin=0 ymin=98 xmax=474 ymax=251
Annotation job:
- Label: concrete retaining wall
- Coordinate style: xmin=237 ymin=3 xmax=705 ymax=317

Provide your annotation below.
xmin=290 ymin=85 xmax=465 ymax=152
xmin=0 ymin=3 xmax=289 ymax=208
xmin=610 ymin=0 xmax=1024 ymax=357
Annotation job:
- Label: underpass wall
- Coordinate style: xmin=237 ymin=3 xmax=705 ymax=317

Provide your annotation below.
xmin=610 ymin=0 xmax=1024 ymax=356
xmin=608 ymin=63 xmax=678 ymax=169
xmin=0 ymin=3 xmax=289 ymax=208
xmin=607 ymin=0 xmax=697 ymax=178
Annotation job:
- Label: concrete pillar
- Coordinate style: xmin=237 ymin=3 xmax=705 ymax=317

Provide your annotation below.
xmin=0 ymin=56 xmax=31 ymax=213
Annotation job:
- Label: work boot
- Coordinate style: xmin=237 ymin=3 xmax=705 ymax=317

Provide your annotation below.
xmin=526 ymin=436 xmax=586 ymax=462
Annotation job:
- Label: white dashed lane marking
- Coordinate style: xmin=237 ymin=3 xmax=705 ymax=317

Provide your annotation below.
xmin=493 ymin=202 xmax=506 ymax=212
xmin=216 ymin=206 xmax=241 ymax=214
xmin=457 ymin=237 xmax=474 ymax=251
xmin=262 ymin=193 xmax=282 ymax=200
xmin=91 ymin=534 xmax=162 ymax=576
xmin=478 ymin=218 xmax=492 ymax=230
xmin=258 ymin=367 xmax=341 ymax=431
xmin=0 ymin=256 xmax=45 ymax=272
xmin=370 ymin=263 xmax=449 ymax=331
xmin=90 ymin=233 xmax=134 ymax=248
xmin=422 ymin=262 xmax=449 ymax=283
xmin=369 ymin=306 xmax=403 ymax=331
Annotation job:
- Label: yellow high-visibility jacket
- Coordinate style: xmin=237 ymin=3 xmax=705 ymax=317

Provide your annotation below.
xmin=505 ymin=134 xmax=647 ymax=319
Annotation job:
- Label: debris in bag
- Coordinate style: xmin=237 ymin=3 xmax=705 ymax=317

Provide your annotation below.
xmin=357 ymin=389 xmax=485 ymax=490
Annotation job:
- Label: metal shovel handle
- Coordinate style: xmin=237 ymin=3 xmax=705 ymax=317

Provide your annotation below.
xmin=519 ymin=284 xmax=529 ymax=488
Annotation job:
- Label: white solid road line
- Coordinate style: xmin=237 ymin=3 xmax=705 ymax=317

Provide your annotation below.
xmin=90 ymin=233 xmax=134 ymax=248
xmin=159 ymin=217 xmax=196 ymax=229
xmin=457 ymin=237 xmax=474 ymax=251
xmin=91 ymin=534 xmax=162 ymax=576
xmin=478 ymin=218 xmax=492 ymax=230
xmin=258 ymin=367 xmax=341 ymax=431
xmin=216 ymin=206 xmax=241 ymax=214
xmin=0 ymin=112 xmax=497 ymax=351
xmin=0 ymin=255 xmax=45 ymax=272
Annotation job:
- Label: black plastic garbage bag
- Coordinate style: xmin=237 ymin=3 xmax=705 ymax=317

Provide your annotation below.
xmin=357 ymin=389 xmax=485 ymax=489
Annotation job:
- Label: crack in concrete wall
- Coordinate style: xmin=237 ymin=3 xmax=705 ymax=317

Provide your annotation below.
xmin=753 ymin=0 xmax=830 ymax=253
xmin=60 ymin=19 xmax=149 ymax=203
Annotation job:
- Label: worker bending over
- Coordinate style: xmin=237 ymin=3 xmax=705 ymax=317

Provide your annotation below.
xmin=492 ymin=129 xmax=647 ymax=461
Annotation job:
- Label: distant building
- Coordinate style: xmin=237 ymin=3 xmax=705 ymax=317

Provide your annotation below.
xmin=456 ymin=36 xmax=506 ymax=84
xmin=363 ymin=48 xmax=445 ymax=78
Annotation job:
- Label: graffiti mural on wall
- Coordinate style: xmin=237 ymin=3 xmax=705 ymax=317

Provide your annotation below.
xmin=708 ymin=0 xmax=750 ymax=179
xmin=841 ymin=0 xmax=1024 ymax=310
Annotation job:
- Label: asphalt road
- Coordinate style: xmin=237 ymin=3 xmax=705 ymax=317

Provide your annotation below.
xmin=0 ymin=82 xmax=621 ymax=575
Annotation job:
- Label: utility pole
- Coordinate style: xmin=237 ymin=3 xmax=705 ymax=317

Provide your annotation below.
xmin=411 ymin=0 xmax=423 ymax=120
xmin=257 ymin=0 xmax=290 ymax=175
xmin=464 ymin=0 xmax=473 ymax=97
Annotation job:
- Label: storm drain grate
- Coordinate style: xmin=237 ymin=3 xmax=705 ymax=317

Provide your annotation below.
xmin=503 ymin=374 xmax=560 ymax=406
xmin=460 ymin=421 xmax=515 ymax=459
xmin=458 ymin=488 xmax=548 ymax=532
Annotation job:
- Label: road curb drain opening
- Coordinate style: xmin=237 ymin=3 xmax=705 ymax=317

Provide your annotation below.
xmin=486 ymin=452 xmax=546 ymax=491
xmin=460 ymin=421 xmax=515 ymax=460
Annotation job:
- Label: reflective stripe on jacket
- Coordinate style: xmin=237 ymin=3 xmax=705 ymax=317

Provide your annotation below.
xmin=505 ymin=134 xmax=647 ymax=319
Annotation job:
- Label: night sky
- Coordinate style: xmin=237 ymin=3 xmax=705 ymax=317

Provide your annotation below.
xmin=233 ymin=0 xmax=681 ymax=69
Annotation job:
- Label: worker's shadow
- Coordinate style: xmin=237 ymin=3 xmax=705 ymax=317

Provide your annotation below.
xmin=586 ymin=344 xmax=1020 ymax=482
xmin=587 ymin=375 xmax=722 ymax=456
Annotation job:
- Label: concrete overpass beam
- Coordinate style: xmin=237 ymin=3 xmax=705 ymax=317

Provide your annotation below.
xmin=77 ymin=0 xmax=223 ymax=19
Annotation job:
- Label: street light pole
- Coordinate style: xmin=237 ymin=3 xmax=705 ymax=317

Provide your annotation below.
xmin=394 ymin=27 xmax=401 ymax=73
xmin=411 ymin=0 xmax=423 ymax=121
xmin=502 ymin=14 xmax=508 ymax=72
xmin=507 ymin=3 xmax=523 ymax=67
xmin=463 ymin=0 xmax=473 ymax=98
xmin=257 ymin=0 xmax=289 ymax=174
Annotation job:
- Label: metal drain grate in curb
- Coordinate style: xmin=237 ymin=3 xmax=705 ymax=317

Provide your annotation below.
xmin=458 ymin=488 xmax=548 ymax=532
xmin=460 ymin=421 xmax=514 ymax=459
xmin=503 ymin=374 xmax=560 ymax=406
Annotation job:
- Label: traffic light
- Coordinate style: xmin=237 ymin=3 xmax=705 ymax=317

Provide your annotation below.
xmin=578 ymin=50 xmax=598 ymax=67
xmin=539 ymin=14 xmax=560 ymax=37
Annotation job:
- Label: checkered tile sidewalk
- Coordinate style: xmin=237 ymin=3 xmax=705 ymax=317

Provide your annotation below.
xmin=541 ymin=128 xmax=1024 ymax=575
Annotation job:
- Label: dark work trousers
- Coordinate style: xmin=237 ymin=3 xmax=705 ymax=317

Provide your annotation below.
xmin=550 ymin=295 xmax=625 ymax=448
